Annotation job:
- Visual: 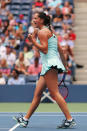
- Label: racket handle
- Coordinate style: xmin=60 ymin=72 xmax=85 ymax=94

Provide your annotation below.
xmin=62 ymin=73 xmax=66 ymax=81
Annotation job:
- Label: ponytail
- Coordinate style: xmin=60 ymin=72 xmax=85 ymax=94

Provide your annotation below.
xmin=38 ymin=12 xmax=52 ymax=31
xmin=45 ymin=15 xmax=52 ymax=31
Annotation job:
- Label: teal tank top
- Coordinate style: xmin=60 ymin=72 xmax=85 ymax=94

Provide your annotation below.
xmin=37 ymin=33 xmax=65 ymax=75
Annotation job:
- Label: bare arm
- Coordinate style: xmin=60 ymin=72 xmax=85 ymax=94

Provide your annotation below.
xmin=58 ymin=43 xmax=68 ymax=70
xmin=28 ymin=30 xmax=48 ymax=54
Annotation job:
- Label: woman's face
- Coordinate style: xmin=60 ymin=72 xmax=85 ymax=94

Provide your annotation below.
xmin=33 ymin=13 xmax=43 ymax=28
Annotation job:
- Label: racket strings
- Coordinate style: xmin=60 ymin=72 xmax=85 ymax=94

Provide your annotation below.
xmin=58 ymin=73 xmax=69 ymax=99
xmin=59 ymin=85 xmax=68 ymax=99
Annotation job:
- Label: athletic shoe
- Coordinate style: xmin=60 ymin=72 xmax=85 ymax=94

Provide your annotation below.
xmin=57 ymin=119 xmax=76 ymax=129
xmin=13 ymin=114 xmax=28 ymax=127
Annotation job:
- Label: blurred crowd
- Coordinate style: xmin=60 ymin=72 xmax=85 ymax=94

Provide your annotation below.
xmin=0 ymin=0 xmax=77 ymax=85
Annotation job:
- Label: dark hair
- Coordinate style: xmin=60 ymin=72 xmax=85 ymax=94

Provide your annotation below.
xmin=24 ymin=45 xmax=29 ymax=50
xmin=12 ymin=69 xmax=20 ymax=75
xmin=38 ymin=12 xmax=52 ymax=31
xmin=34 ymin=57 xmax=39 ymax=61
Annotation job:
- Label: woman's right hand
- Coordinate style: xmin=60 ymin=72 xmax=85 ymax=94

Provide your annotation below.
xmin=28 ymin=28 xmax=38 ymax=40
xmin=65 ymin=65 xmax=69 ymax=73
xmin=32 ymin=28 xmax=38 ymax=38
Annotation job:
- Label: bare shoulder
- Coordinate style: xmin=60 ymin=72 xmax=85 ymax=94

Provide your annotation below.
xmin=38 ymin=28 xmax=49 ymax=36
xmin=38 ymin=28 xmax=52 ymax=39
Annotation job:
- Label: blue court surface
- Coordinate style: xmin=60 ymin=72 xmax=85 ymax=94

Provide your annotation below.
xmin=0 ymin=112 xmax=87 ymax=131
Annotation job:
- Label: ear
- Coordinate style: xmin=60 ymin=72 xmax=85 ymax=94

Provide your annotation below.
xmin=40 ymin=19 xmax=44 ymax=24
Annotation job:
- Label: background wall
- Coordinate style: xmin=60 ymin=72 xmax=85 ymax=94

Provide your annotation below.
xmin=0 ymin=84 xmax=87 ymax=102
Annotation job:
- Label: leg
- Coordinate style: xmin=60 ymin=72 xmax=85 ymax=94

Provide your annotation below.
xmin=25 ymin=76 xmax=46 ymax=119
xmin=44 ymin=69 xmax=72 ymax=120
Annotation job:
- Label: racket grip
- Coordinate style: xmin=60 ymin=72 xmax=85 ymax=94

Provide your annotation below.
xmin=63 ymin=73 xmax=66 ymax=81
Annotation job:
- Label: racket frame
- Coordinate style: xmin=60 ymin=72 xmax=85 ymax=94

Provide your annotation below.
xmin=58 ymin=73 xmax=69 ymax=99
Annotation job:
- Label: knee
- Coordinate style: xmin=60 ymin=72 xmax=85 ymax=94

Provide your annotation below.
xmin=50 ymin=91 xmax=60 ymax=100
xmin=34 ymin=91 xmax=42 ymax=99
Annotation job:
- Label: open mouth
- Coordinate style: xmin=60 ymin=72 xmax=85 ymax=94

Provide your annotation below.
xmin=34 ymin=22 xmax=37 ymax=25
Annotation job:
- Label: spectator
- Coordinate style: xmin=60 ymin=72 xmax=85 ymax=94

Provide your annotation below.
xmin=16 ymin=14 xmax=27 ymax=25
xmin=0 ymin=34 xmax=7 ymax=46
xmin=28 ymin=57 xmax=42 ymax=75
xmin=0 ymin=39 xmax=6 ymax=60
xmin=0 ymin=0 xmax=9 ymax=16
xmin=16 ymin=24 xmax=24 ymax=35
xmin=0 ymin=19 xmax=3 ymax=34
xmin=5 ymin=0 xmax=11 ymax=5
xmin=0 ymin=71 xmax=6 ymax=85
xmin=46 ymin=0 xmax=54 ymax=5
xmin=60 ymin=33 xmax=74 ymax=57
xmin=8 ymin=14 xmax=16 ymax=26
xmin=67 ymin=28 xmax=76 ymax=41
xmin=30 ymin=46 xmax=42 ymax=64
xmin=53 ymin=7 xmax=63 ymax=20
xmin=32 ymin=0 xmax=44 ymax=13
xmin=63 ymin=14 xmax=73 ymax=26
xmin=15 ymin=52 xmax=30 ymax=75
xmin=0 ymin=58 xmax=11 ymax=76
xmin=28 ymin=21 xmax=34 ymax=34
xmin=47 ymin=0 xmax=63 ymax=11
xmin=34 ymin=0 xmax=44 ymax=8
xmin=61 ymin=23 xmax=69 ymax=36
xmin=8 ymin=69 xmax=25 ymax=85
xmin=9 ymin=35 xmax=20 ymax=50
xmin=5 ymin=45 xmax=16 ymax=67
xmin=60 ymin=38 xmax=76 ymax=81
xmin=25 ymin=38 xmax=33 ymax=50
xmin=15 ymin=24 xmax=25 ymax=42
xmin=4 ymin=30 xmax=10 ymax=44
xmin=62 ymin=1 xmax=73 ymax=15
xmin=23 ymin=45 xmax=34 ymax=61
xmin=64 ymin=33 xmax=75 ymax=51
xmin=0 ymin=45 xmax=16 ymax=67
xmin=52 ymin=9 xmax=63 ymax=34
xmin=3 ymin=20 xmax=9 ymax=33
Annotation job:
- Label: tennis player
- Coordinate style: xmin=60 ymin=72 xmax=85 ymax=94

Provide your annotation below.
xmin=14 ymin=12 xmax=76 ymax=128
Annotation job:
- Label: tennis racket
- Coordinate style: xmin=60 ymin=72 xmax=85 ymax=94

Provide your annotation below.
xmin=58 ymin=73 xmax=69 ymax=99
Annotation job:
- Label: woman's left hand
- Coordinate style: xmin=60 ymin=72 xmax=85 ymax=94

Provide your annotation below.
xmin=65 ymin=66 xmax=69 ymax=72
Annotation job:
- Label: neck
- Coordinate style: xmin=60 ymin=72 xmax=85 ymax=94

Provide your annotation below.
xmin=39 ymin=25 xmax=45 ymax=29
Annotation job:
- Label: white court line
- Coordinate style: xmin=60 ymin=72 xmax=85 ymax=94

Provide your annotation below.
xmin=0 ymin=112 xmax=87 ymax=114
xmin=9 ymin=123 xmax=20 ymax=131
xmin=0 ymin=113 xmax=87 ymax=131
xmin=0 ymin=114 xmax=87 ymax=117
xmin=0 ymin=112 xmax=87 ymax=113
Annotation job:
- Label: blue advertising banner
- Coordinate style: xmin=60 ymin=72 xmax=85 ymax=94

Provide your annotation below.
xmin=0 ymin=84 xmax=87 ymax=102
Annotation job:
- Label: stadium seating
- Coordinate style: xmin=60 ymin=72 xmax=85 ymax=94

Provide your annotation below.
xmin=0 ymin=15 xmax=8 ymax=21
xmin=25 ymin=75 xmax=38 ymax=83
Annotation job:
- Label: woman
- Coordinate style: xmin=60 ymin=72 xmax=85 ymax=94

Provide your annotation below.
xmin=14 ymin=12 xmax=76 ymax=128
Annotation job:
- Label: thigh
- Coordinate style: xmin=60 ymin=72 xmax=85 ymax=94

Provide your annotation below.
xmin=34 ymin=76 xmax=46 ymax=97
xmin=44 ymin=69 xmax=58 ymax=94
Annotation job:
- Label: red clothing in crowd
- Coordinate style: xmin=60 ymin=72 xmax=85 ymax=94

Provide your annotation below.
xmin=34 ymin=1 xmax=44 ymax=7
xmin=69 ymin=33 xmax=76 ymax=41
xmin=28 ymin=64 xmax=42 ymax=75
xmin=0 ymin=68 xmax=11 ymax=76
